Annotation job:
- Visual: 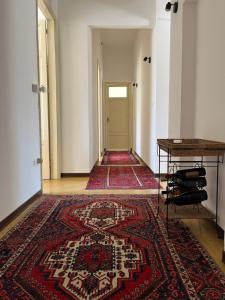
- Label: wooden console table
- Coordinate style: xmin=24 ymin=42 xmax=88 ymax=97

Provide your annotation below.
xmin=157 ymin=139 xmax=225 ymax=231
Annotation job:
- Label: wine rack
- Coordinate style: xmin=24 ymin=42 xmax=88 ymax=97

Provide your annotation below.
xmin=157 ymin=139 xmax=225 ymax=233
xmin=163 ymin=168 xmax=208 ymax=205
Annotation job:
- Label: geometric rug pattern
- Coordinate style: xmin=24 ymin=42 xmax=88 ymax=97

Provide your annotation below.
xmin=101 ymin=151 xmax=140 ymax=165
xmin=1 ymin=194 xmax=225 ymax=299
xmin=86 ymin=166 xmax=160 ymax=189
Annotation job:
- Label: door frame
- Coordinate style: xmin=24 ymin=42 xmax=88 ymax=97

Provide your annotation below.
xmin=38 ymin=15 xmax=50 ymax=179
xmin=97 ymin=60 xmax=104 ymax=160
xmin=37 ymin=0 xmax=60 ymax=179
xmin=104 ymin=82 xmax=133 ymax=151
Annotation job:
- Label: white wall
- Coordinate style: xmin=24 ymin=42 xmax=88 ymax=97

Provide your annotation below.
xmin=151 ymin=0 xmax=171 ymax=173
xmin=169 ymin=0 xmax=225 ymax=242
xmin=169 ymin=0 xmax=196 ymax=139
xmin=154 ymin=20 xmax=170 ymax=140
xmin=193 ymin=0 xmax=225 ymax=231
xmin=133 ymin=29 xmax=152 ymax=165
xmin=57 ymin=0 xmax=155 ymax=173
xmin=0 ymin=0 xmax=41 ymax=221
xmin=168 ymin=0 xmax=184 ymax=138
xmin=133 ymin=0 xmax=171 ymax=173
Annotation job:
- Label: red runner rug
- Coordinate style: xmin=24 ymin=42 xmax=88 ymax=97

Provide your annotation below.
xmin=101 ymin=151 xmax=140 ymax=165
xmin=86 ymin=166 xmax=160 ymax=189
xmin=1 ymin=194 xmax=225 ymax=299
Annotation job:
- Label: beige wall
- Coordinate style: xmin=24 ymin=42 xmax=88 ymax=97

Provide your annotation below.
xmin=103 ymin=47 xmax=134 ymax=83
xmin=180 ymin=1 xmax=197 ymax=138
xmin=91 ymin=29 xmax=103 ymax=165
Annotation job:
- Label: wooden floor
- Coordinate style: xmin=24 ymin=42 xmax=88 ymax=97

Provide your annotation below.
xmin=1 ymin=177 xmax=224 ymax=274
xmin=43 ymin=177 xmax=159 ymax=195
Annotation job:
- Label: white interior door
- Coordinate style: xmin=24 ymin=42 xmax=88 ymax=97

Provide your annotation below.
xmin=0 ymin=0 xmax=42 ymax=218
xmin=38 ymin=13 xmax=50 ymax=180
xmin=106 ymin=84 xmax=130 ymax=150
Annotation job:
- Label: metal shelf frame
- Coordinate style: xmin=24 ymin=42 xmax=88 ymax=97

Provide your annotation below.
xmin=157 ymin=145 xmax=224 ymax=233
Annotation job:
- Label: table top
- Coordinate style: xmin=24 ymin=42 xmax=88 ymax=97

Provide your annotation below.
xmin=157 ymin=139 xmax=225 ymax=156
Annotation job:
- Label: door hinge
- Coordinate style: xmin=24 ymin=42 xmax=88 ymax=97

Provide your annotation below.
xmin=32 ymin=84 xmax=47 ymax=94
xmin=45 ymin=20 xmax=48 ymax=35
xmin=37 ymin=158 xmax=43 ymax=164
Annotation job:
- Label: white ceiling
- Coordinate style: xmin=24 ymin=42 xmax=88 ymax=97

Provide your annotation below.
xmin=100 ymin=29 xmax=138 ymax=49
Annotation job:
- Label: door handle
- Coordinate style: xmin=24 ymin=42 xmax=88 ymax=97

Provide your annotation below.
xmin=107 ymin=117 xmax=110 ymax=122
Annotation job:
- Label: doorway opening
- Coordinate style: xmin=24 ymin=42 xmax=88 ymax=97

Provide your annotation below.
xmin=93 ymin=28 xmax=137 ymax=155
xmin=104 ymin=82 xmax=132 ymax=151
xmin=37 ymin=0 xmax=60 ymax=181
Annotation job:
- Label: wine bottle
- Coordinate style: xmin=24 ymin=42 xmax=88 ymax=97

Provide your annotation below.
xmin=165 ymin=189 xmax=208 ymax=206
xmin=162 ymin=167 xmax=206 ymax=181
xmin=162 ymin=186 xmax=195 ymax=196
xmin=175 ymin=167 xmax=206 ymax=179
xmin=168 ymin=186 xmax=205 ymax=198
xmin=167 ymin=177 xmax=207 ymax=189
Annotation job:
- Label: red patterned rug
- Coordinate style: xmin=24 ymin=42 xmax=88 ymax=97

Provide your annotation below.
xmin=101 ymin=151 xmax=140 ymax=165
xmin=86 ymin=166 xmax=160 ymax=189
xmin=1 ymin=194 xmax=225 ymax=299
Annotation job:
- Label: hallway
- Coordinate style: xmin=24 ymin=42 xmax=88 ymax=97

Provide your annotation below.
xmin=1 ymin=0 xmax=225 ymax=298
xmin=86 ymin=151 xmax=160 ymax=189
